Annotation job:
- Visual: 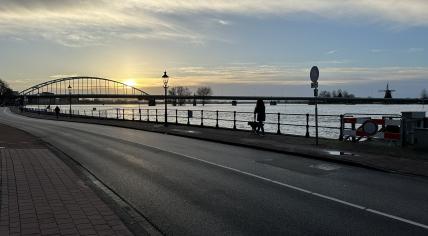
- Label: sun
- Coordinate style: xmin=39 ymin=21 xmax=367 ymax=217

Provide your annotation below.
xmin=123 ymin=79 xmax=136 ymax=87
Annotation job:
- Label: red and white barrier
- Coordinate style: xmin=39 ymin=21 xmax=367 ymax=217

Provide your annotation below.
xmin=342 ymin=116 xmax=401 ymax=141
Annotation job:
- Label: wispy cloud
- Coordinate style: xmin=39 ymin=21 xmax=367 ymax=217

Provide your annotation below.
xmin=407 ymin=47 xmax=425 ymax=53
xmin=0 ymin=1 xmax=427 ymax=47
xmin=326 ymin=50 xmax=337 ymax=55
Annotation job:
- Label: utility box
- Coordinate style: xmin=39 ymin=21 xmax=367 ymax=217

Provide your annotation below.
xmin=401 ymin=112 xmax=426 ymax=145
xmin=414 ymin=128 xmax=428 ymax=150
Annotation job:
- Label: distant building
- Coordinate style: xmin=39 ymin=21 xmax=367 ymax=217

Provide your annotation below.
xmin=379 ymin=83 xmax=395 ymax=98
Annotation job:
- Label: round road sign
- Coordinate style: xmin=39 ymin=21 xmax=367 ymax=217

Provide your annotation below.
xmin=310 ymin=66 xmax=319 ymax=83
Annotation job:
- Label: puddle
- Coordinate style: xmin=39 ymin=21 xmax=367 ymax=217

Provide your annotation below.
xmin=171 ymin=129 xmax=200 ymax=134
xmin=326 ymin=150 xmax=358 ymax=157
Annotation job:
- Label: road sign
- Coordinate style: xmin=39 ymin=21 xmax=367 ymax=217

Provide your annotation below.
xmin=310 ymin=66 xmax=319 ymax=83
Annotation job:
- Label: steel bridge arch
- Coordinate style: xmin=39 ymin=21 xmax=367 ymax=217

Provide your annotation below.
xmin=19 ymin=76 xmax=149 ymax=96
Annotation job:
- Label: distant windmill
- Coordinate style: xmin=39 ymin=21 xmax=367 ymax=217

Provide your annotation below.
xmin=379 ymin=83 xmax=395 ymax=98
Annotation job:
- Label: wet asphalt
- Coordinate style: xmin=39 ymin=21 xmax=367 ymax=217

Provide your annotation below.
xmin=1 ymin=108 xmax=428 ymax=235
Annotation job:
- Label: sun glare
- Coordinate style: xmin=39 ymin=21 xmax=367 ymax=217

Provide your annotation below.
xmin=123 ymin=79 xmax=136 ymax=87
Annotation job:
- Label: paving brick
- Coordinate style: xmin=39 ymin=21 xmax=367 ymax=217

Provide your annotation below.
xmin=0 ymin=125 xmax=134 ymax=236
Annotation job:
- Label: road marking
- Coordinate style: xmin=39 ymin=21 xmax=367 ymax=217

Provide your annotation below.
xmin=159 ymin=148 xmax=428 ymax=230
xmin=310 ymin=163 xmax=341 ymax=171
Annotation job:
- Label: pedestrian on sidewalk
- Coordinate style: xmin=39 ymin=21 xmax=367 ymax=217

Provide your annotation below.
xmin=54 ymin=106 xmax=60 ymax=119
xmin=254 ymin=99 xmax=265 ymax=135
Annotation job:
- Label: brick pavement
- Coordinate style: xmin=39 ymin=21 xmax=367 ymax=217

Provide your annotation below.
xmin=0 ymin=124 xmax=133 ymax=236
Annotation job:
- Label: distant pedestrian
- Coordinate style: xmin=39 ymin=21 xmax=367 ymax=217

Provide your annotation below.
xmin=254 ymin=99 xmax=265 ymax=135
xmin=54 ymin=106 xmax=60 ymax=119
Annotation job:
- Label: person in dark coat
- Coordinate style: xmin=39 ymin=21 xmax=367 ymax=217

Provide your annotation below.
xmin=54 ymin=106 xmax=60 ymax=119
xmin=254 ymin=99 xmax=265 ymax=135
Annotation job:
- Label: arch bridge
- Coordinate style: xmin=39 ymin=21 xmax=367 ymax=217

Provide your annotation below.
xmin=20 ymin=76 xmax=149 ymax=98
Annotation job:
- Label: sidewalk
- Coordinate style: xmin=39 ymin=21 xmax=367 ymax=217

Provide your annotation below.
xmin=0 ymin=123 xmax=134 ymax=236
xmin=14 ymin=108 xmax=428 ymax=178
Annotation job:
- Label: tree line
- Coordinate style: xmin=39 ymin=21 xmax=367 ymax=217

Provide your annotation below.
xmin=318 ymin=89 xmax=355 ymax=98
xmin=168 ymin=86 xmax=213 ymax=106
xmin=0 ymin=78 xmax=14 ymax=105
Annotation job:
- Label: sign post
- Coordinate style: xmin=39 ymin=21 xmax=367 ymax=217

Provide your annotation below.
xmin=310 ymin=66 xmax=319 ymax=146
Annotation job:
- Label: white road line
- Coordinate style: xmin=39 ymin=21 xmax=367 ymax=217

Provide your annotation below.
xmin=160 ymin=147 xmax=428 ymax=230
xmin=3 ymin=108 xmax=428 ymax=230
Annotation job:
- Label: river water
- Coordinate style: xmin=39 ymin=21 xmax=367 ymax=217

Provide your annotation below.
xmin=28 ymin=103 xmax=428 ymax=139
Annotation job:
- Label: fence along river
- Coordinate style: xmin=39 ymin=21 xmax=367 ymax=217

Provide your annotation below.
xmin=27 ymin=103 xmax=428 ymax=139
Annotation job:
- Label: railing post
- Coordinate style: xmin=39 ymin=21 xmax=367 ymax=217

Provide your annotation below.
xmin=339 ymin=114 xmax=344 ymax=140
xmin=187 ymin=110 xmax=190 ymax=125
xmin=176 ymin=109 xmax=178 ymax=124
xmin=277 ymin=113 xmax=281 ymax=134
xmin=132 ymin=109 xmax=135 ymax=120
xmin=98 ymin=110 xmax=101 ymax=119
xmin=147 ymin=109 xmax=150 ymax=122
xmin=91 ymin=110 xmax=94 ymax=117
xmin=139 ymin=109 xmax=142 ymax=121
xmin=233 ymin=111 xmax=237 ymax=130
xmin=305 ymin=113 xmax=310 ymax=138
xmin=122 ymin=109 xmax=125 ymax=120
xmin=351 ymin=122 xmax=356 ymax=142
xmin=201 ymin=110 xmax=204 ymax=126
xmin=155 ymin=109 xmax=158 ymax=123
xmin=216 ymin=110 xmax=219 ymax=128
xmin=116 ymin=108 xmax=119 ymax=119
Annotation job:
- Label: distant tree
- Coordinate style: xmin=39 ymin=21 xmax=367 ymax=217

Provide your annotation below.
xmin=319 ymin=90 xmax=331 ymax=98
xmin=0 ymin=78 xmax=14 ymax=105
xmin=196 ymin=86 xmax=213 ymax=105
xmin=168 ymin=86 xmax=191 ymax=106
xmin=421 ymin=89 xmax=428 ymax=99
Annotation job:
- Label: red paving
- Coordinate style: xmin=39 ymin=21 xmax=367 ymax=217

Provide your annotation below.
xmin=0 ymin=124 xmax=133 ymax=236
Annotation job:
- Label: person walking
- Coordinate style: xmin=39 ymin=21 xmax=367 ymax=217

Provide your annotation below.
xmin=54 ymin=106 xmax=60 ymax=119
xmin=254 ymin=99 xmax=265 ymax=135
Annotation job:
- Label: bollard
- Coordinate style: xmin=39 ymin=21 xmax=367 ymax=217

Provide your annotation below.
xmin=277 ymin=113 xmax=281 ymax=134
xmin=98 ymin=110 xmax=101 ymax=119
xmin=147 ymin=109 xmax=150 ymax=122
xmin=201 ymin=110 xmax=204 ymax=126
xmin=305 ymin=114 xmax=310 ymax=138
xmin=116 ymin=109 xmax=119 ymax=119
xmin=132 ymin=109 xmax=134 ymax=120
xmin=176 ymin=109 xmax=178 ymax=124
xmin=122 ymin=109 xmax=125 ymax=120
xmin=339 ymin=114 xmax=344 ymax=140
xmin=216 ymin=110 xmax=219 ymax=128
xmin=139 ymin=109 xmax=142 ymax=121
xmin=233 ymin=111 xmax=237 ymax=130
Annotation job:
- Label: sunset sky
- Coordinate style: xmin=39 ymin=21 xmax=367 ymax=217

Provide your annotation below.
xmin=0 ymin=0 xmax=427 ymax=97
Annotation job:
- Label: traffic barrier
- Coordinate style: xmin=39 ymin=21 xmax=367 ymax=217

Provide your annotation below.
xmin=342 ymin=115 xmax=401 ymax=142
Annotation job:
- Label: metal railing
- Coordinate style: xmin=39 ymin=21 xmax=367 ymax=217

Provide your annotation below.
xmin=22 ymin=107 xmax=343 ymax=139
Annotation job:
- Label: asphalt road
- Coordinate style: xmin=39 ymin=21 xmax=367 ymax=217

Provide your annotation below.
xmin=1 ymin=108 xmax=428 ymax=235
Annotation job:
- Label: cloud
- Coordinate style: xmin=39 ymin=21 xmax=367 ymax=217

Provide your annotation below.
xmin=326 ymin=50 xmax=337 ymax=55
xmin=0 ymin=1 xmax=427 ymax=46
xmin=407 ymin=48 xmax=425 ymax=53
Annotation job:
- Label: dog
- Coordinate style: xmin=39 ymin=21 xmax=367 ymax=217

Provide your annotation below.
xmin=248 ymin=121 xmax=260 ymax=133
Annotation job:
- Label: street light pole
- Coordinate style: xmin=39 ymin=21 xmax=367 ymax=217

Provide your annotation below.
xmin=68 ymin=84 xmax=72 ymax=117
xmin=162 ymin=71 xmax=169 ymax=127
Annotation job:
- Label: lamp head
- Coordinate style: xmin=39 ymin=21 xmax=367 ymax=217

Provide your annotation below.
xmin=162 ymin=71 xmax=169 ymax=87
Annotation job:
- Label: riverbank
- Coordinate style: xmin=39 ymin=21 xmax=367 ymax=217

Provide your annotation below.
xmin=12 ymin=107 xmax=428 ymax=178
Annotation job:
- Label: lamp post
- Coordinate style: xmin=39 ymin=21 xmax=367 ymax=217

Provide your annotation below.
xmin=162 ymin=71 xmax=169 ymax=126
xmin=68 ymin=84 xmax=72 ymax=117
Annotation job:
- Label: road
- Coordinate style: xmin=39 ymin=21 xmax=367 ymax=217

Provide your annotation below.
xmin=1 ymin=108 xmax=428 ymax=235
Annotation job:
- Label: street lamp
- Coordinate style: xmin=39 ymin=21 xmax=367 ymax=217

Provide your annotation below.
xmin=162 ymin=71 xmax=169 ymax=126
xmin=68 ymin=84 xmax=72 ymax=117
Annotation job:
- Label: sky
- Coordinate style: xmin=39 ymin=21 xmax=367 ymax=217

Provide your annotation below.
xmin=0 ymin=0 xmax=427 ymax=97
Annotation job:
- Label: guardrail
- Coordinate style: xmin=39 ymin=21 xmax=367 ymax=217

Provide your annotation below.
xmin=22 ymin=107 xmax=348 ymax=139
